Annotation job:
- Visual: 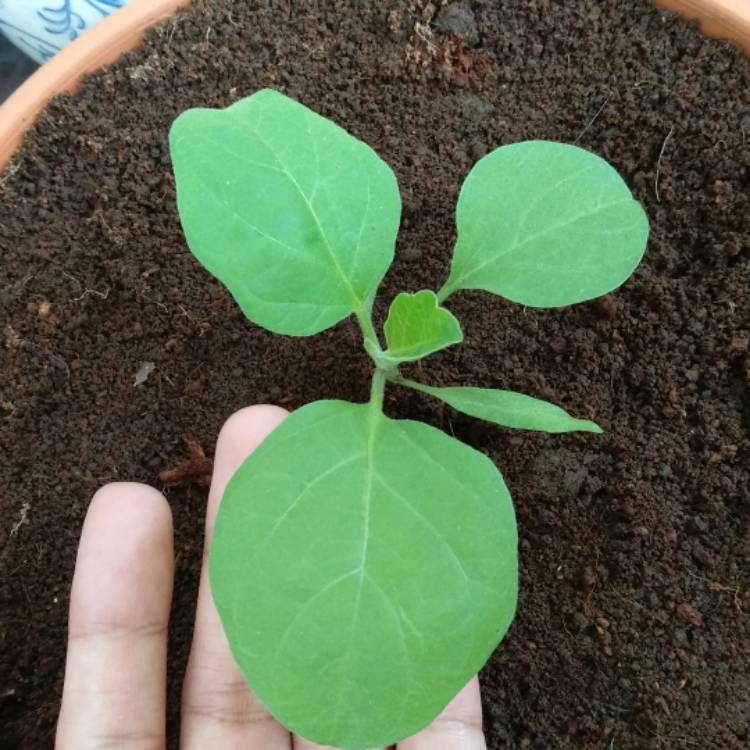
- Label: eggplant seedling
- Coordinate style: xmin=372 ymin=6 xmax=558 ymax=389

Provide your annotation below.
xmin=170 ymin=89 xmax=648 ymax=750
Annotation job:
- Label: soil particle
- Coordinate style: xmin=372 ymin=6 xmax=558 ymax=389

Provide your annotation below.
xmin=676 ymin=602 xmax=704 ymax=628
xmin=1 ymin=1 xmax=749 ymax=749
xmin=582 ymin=565 xmax=597 ymax=591
xmin=435 ymin=1 xmax=480 ymax=46
xmin=158 ymin=438 xmax=213 ymax=488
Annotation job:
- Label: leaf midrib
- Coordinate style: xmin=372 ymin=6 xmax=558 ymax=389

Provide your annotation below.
xmin=255 ymin=115 xmax=367 ymax=315
xmin=330 ymin=400 xmax=380 ymax=736
xmin=184 ymin=122 xmax=370 ymax=318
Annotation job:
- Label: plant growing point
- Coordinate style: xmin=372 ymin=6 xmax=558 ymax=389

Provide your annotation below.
xmin=170 ymin=88 xmax=649 ymax=749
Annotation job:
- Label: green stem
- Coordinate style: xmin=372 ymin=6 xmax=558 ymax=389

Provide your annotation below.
xmin=392 ymin=375 xmax=423 ymax=391
xmin=436 ymin=281 xmax=453 ymax=304
xmin=370 ymin=368 xmax=387 ymax=411
xmin=355 ymin=306 xmax=382 ymax=355
xmin=354 ymin=304 xmax=398 ymax=388
xmin=356 ymin=304 xmax=400 ymax=376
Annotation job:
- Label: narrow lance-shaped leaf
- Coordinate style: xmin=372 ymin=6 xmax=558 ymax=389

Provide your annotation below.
xmin=400 ymin=379 xmax=602 ymax=433
xmin=170 ymin=88 xmax=401 ymax=336
xmin=440 ymin=140 xmax=649 ymax=307
xmin=210 ymin=399 xmax=517 ymax=750
xmin=382 ymin=290 xmax=463 ymax=365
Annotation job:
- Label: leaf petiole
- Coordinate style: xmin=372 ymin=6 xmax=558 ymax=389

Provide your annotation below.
xmin=355 ymin=306 xmax=380 ymax=350
xmin=435 ymin=281 xmax=454 ymax=304
xmin=370 ymin=367 xmax=388 ymax=412
xmin=356 ymin=304 xmax=401 ymax=377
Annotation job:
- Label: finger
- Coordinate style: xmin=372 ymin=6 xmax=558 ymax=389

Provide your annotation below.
xmin=294 ymin=738 xmax=388 ymax=750
xmin=397 ymin=677 xmax=486 ymax=750
xmin=56 ymin=483 xmax=174 ymax=750
xmin=181 ymin=405 xmax=290 ymax=750
xmin=291 ymin=680 xmax=483 ymax=750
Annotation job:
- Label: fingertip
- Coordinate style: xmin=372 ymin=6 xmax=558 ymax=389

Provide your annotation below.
xmin=437 ymin=676 xmax=483 ymax=731
xmin=87 ymin=481 xmax=173 ymax=532
xmin=71 ymin=482 xmax=174 ymax=638
xmin=216 ymin=404 xmax=289 ymax=459
xmin=207 ymin=405 xmax=289 ymax=527
xmin=59 ymin=483 xmax=174 ymax=749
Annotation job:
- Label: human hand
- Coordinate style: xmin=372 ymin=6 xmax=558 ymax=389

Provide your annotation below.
xmin=56 ymin=405 xmax=487 ymax=750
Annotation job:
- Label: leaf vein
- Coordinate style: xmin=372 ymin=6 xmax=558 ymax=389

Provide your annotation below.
xmin=374 ymin=471 xmax=470 ymax=585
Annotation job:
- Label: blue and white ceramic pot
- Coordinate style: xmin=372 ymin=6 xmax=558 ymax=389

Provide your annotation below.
xmin=0 ymin=0 xmax=130 ymax=64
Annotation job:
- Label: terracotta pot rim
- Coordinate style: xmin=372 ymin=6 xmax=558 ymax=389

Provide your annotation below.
xmin=654 ymin=0 xmax=750 ymax=54
xmin=0 ymin=0 xmax=189 ymax=171
xmin=0 ymin=0 xmax=749 ymax=173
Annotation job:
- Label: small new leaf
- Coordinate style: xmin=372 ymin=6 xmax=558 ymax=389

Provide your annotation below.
xmin=170 ymin=89 xmax=401 ymax=336
xmin=382 ymin=290 xmax=463 ymax=364
xmin=210 ymin=399 xmax=517 ymax=749
xmin=440 ymin=141 xmax=649 ymax=307
xmin=401 ymin=379 xmax=602 ymax=433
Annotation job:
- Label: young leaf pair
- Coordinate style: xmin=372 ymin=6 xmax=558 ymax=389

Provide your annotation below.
xmin=170 ymin=88 xmax=648 ymax=750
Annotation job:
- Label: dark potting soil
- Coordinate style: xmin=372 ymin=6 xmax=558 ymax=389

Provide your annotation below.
xmin=1 ymin=1 xmax=749 ymax=747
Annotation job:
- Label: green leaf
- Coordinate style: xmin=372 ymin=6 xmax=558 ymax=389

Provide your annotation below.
xmin=440 ymin=140 xmax=649 ymax=307
xmin=382 ymin=290 xmax=463 ymax=364
xmin=170 ymin=89 xmax=401 ymax=336
xmin=210 ymin=399 xmax=517 ymax=749
xmin=400 ymin=379 xmax=602 ymax=433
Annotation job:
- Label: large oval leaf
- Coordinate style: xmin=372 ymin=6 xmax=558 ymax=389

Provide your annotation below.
xmin=210 ymin=399 xmax=517 ymax=749
xmin=440 ymin=140 xmax=649 ymax=307
xmin=170 ymin=89 xmax=401 ymax=335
